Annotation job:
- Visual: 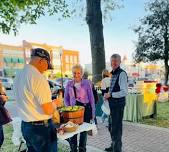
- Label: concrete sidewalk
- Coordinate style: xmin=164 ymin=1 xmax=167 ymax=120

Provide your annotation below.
xmin=87 ymin=120 xmax=169 ymax=152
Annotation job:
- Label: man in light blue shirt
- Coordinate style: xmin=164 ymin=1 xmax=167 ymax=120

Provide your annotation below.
xmin=104 ymin=54 xmax=128 ymax=152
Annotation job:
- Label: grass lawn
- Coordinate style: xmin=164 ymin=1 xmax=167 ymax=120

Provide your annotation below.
xmin=140 ymin=101 xmax=169 ymax=128
xmin=1 ymin=124 xmax=69 ymax=152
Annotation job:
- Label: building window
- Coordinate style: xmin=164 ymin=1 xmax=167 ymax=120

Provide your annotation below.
xmin=3 ymin=50 xmax=24 ymax=56
xmin=65 ymin=55 xmax=69 ymax=63
xmin=70 ymin=56 xmax=73 ymax=63
xmin=70 ymin=64 xmax=74 ymax=70
xmin=66 ymin=64 xmax=69 ymax=71
xmin=74 ymin=56 xmax=78 ymax=64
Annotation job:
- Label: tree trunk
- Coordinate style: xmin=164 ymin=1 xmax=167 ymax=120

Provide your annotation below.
xmin=86 ymin=0 xmax=106 ymax=83
xmin=164 ymin=63 xmax=169 ymax=85
xmin=164 ymin=26 xmax=169 ymax=85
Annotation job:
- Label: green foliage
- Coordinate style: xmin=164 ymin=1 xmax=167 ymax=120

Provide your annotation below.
xmin=0 ymin=0 xmax=122 ymax=35
xmin=133 ymin=0 xmax=169 ymax=63
xmin=0 ymin=0 xmax=70 ymax=35
xmin=101 ymin=0 xmax=123 ymax=22
xmin=69 ymin=0 xmax=122 ymax=22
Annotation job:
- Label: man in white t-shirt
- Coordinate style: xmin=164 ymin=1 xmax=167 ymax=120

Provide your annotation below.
xmin=14 ymin=48 xmax=57 ymax=152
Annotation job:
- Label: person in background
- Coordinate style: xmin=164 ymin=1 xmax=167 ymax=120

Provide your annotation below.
xmin=82 ymin=71 xmax=98 ymax=125
xmin=101 ymin=69 xmax=111 ymax=123
xmin=0 ymin=82 xmax=9 ymax=149
xmin=14 ymin=48 xmax=58 ymax=152
xmin=64 ymin=64 xmax=95 ymax=152
xmin=104 ymin=54 xmax=128 ymax=152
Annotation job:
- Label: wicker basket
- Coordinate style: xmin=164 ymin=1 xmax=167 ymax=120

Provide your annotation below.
xmin=60 ymin=106 xmax=85 ymax=125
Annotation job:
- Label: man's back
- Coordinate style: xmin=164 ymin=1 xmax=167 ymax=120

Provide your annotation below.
xmin=14 ymin=64 xmax=52 ymax=122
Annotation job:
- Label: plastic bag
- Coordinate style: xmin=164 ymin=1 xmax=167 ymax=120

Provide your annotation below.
xmin=11 ymin=117 xmax=25 ymax=146
xmin=101 ymin=100 xmax=110 ymax=115
xmin=88 ymin=120 xmax=98 ymax=136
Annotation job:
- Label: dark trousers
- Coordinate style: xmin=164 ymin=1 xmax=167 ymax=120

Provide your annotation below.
xmin=108 ymin=104 xmax=124 ymax=152
xmin=69 ymin=102 xmax=92 ymax=152
xmin=69 ymin=131 xmax=88 ymax=152
xmin=21 ymin=119 xmax=57 ymax=152
xmin=0 ymin=125 xmax=4 ymax=148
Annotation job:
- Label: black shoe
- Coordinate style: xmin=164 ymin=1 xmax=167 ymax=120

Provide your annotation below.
xmin=20 ymin=149 xmax=27 ymax=152
xmin=105 ymin=146 xmax=113 ymax=151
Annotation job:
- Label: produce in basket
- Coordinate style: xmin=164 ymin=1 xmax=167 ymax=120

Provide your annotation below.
xmin=59 ymin=106 xmax=82 ymax=112
xmin=59 ymin=106 xmax=85 ymax=124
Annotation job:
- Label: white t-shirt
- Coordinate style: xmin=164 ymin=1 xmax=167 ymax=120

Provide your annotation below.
xmin=101 ymin=77 xmax=111 ymax=90
xmin=13 ymin=64 xmax=52 ymax=122
xmin=74 ymin=82 xmax=81 ymax=89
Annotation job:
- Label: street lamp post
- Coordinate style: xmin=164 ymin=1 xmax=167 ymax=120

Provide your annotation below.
xmin=59 ymin=46 xmax=63 ymax=89
xmin=137 ymin=64 xmax=140 ymax=80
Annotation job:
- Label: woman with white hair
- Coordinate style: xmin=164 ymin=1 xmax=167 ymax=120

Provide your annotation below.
xmin=64 ymin=64 xmax=95 ymax=152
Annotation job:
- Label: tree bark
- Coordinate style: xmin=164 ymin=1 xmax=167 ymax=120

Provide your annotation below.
xmin=86 ymin=0 xmax=106 ymax=83
xmin=164 ymin=26 xmax=169 ymax=85
xmin=164 ymin=63 xmax=169 ymax=85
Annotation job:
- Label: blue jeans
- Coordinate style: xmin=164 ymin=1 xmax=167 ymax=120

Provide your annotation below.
xmin=0 ymin=125 xmax=4 ymax=148
xmin=21 ymin=120 xmax=57 ymax=152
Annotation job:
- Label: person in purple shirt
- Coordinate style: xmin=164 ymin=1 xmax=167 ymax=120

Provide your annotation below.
xmin=64 ymin=64 xmax=95 ymax=152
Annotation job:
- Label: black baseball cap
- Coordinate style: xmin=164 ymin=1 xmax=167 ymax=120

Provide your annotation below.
xmin=31 ymin=48 xmax=53 ymax=69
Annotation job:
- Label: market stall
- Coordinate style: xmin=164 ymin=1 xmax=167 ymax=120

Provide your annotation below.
xmin=96 ymin=80 xmax=157 ymax=122
xmin=12 ymin=106 xmax=96 ymax=151
xmin=123 ymin=93 xmax=144 ymax=122
xmin=123 ymin=94 xmax=156 ymax=122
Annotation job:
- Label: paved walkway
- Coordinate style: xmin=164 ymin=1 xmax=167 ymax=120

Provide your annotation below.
xmin=6 ymin=102 xmax=169 ymax=152
xmin=87 ymin=120 xmax=169 ymax=152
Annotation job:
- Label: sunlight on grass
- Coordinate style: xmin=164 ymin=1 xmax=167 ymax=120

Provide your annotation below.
xmin=140 ymin=101 xmax=169 ymax=128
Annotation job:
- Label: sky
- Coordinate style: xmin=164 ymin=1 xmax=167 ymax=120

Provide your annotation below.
xmin=0 ymin=0 xmax=148 ymax=65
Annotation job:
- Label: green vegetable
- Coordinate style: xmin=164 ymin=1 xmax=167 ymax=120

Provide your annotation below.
xmin=60 ymin=106 xmax=82 ymax=112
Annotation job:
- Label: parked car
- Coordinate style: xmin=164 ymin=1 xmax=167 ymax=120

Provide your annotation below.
xmin=55 ymin=78 xmax=71 ymax=89
xmin=0 ymin=77 xmax=13 ymax=90
xmin=48 ymin=80 xmax=62 ymax=99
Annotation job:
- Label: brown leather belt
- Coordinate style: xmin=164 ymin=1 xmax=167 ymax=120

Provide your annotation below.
xmin=23 ymin=119 xmax=51 ymax=126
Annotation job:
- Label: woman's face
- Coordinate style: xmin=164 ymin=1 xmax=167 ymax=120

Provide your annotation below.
xmin=73 ymin=68 xmax=82 ymax=83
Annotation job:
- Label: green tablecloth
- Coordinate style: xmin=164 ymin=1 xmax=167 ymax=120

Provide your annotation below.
xmin=123 ymin=94 xmax=155 ymax=122
xmin=96 ymin=93 xmax=155 ymax=122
